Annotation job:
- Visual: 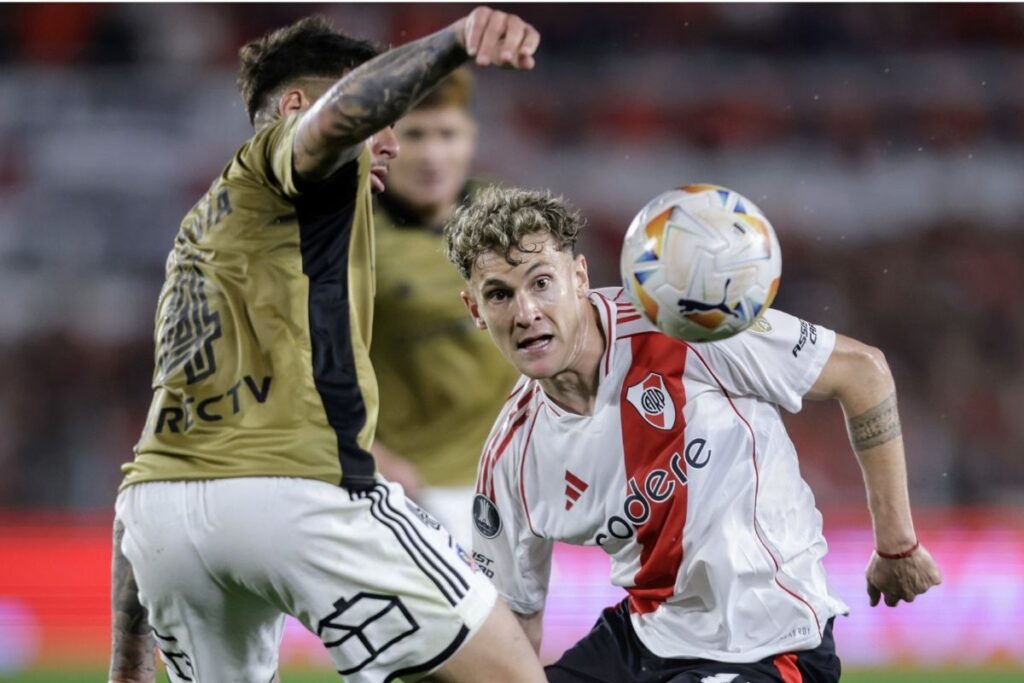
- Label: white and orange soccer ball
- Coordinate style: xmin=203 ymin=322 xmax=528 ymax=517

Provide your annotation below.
xmin=620 ymin=184 xmax=781 ymax=343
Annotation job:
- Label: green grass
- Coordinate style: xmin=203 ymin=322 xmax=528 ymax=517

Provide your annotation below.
xmin=4 ymin=669 xmax=1022 ymax=682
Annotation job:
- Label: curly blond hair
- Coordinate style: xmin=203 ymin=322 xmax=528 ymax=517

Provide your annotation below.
xmin=443 ymin=186 xmax=582 ymax=280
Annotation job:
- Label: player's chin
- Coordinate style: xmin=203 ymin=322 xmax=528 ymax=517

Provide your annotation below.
xmin=513 ymin=351 xmax=561 ymax=380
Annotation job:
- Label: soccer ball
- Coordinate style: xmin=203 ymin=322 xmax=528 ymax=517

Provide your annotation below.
xmin=620 ymin=184 xmax=781 ymax=342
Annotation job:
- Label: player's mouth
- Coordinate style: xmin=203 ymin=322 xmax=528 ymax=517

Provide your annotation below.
xmin=370 ymin=166 xmax=388 ymax=193
xmin=516 ymin=334 xmax=554 ymax=352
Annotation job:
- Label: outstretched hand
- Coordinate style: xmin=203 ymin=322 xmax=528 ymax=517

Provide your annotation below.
xmin=455 ymin=6 xmax=540 ymax=69
xmin=866 ymin=543 xmax=942 ymax=607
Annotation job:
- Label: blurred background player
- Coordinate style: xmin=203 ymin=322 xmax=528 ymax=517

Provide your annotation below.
xmin=370 ymin=66 xmax=519 ymax=546
xmin=444 ymin=187 xmax=942 ymax=682
xmin=110 ymin=8 xmax=547 ymax=683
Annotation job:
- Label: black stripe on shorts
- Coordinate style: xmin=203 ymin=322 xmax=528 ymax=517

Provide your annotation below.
xmin=367 ymin=485 xmax=468 ymax=606
xmin=383 ymin=625 xmax=470 ymax=683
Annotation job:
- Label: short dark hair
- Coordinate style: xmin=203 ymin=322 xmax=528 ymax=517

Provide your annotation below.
xmin=237 ymin=15 xmax=382 ymax=125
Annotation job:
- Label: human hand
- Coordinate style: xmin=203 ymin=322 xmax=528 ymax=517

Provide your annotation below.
xmin=453 ymin=6 xmax=540 ymax=69
xmin=866 ymin=543 xmax=942 ymax=607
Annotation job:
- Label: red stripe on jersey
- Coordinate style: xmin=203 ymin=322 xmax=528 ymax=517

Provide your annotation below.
xmin=484 ymin=411 xmax=528 ymax=499
xmin=518 ymin=410 xmax=544 ymax=537
xmin=688 ymin=346 xmax=824 ymax=637
xmin=596 ymin=294 xmax=615 ymax=376
xmin=617 ymin=314 xmax=642 ymax=324
xmin=773 ymin=653 xmax=803 ymax=683
xmin=620 ymin=333 xmax=689 ymax=615
xmin=477 ymin=385 xmax=535 ymax=499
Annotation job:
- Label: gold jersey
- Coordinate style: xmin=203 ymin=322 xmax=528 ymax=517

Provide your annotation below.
xmin=371 ymin=185 xmax=520 ymax=487
xmin=124 ymin=114 xmax=379 ymax=490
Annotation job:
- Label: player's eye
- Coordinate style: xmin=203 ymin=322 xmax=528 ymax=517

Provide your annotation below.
xmin=486 ymin=289 xmax=509 ymax=303
xmin=535 ymin=276 xmax=551 ymax=290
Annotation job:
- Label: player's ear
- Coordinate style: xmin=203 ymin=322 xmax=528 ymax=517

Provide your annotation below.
xmin=277 ymin=88 xmax=307 ymax=117
xmin=462 ymin=290 xmax=487 ymax=330
xmin=574 ymin=254 xmax=590 ymax=298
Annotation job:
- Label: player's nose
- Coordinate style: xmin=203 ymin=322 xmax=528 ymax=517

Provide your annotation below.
xmin=513 ymin=291 xmax=541 ymax=326
xmin=371 ymin=127 xmax=399 ymax=160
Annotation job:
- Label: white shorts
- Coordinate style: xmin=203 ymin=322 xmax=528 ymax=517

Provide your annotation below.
xmin=116 ymin=477 xmax=497 ymax=683
xmin=416 ymin=485 xmax=475 ymax=550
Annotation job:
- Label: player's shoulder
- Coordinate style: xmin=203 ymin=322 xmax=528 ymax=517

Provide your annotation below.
xmin=479 ymin=378 xmax=541 ymax=474
xmin=492 ymin=377 xmax=542 ymax=444
xmin=591 ymin=287 xmax=662 ymax=341
xmin=233 ymin=115 xmax=295 ymax=162
xmin=757 ymin=307 xmax=803 ymax=330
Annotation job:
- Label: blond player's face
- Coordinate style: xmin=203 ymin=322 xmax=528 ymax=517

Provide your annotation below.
xmin=387 ymin=107 xmax=476 ymax=211
xmin=463 ymin=234 xmax=591 ymax=380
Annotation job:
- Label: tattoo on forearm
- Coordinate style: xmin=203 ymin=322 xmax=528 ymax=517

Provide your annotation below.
xmin=309 ymin=29 xmax=465 ymax=152
xmin=848 ymin=392 xmax=902 ymax=452
xmin=110 ymin=518 xmax=156 ymax=678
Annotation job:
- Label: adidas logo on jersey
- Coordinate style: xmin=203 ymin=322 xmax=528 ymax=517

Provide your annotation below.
xmin=564 ymin=470 xmax=589 ymax=510
xmin=626 ymin=372 xmax=676 ymax=430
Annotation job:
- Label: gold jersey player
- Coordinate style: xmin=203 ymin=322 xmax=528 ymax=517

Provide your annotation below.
xmin=109 ymin=8 xmax=547 ymax=683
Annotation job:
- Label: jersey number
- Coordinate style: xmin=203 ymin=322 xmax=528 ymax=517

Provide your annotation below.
xmin=156 ymin=259 xmax=222 ymax=385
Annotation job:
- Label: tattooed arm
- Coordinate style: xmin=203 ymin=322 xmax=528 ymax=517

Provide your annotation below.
xmin=294 ymin=6 xmax=540 ymax=182
xmin=109 ymin=517 xmax=156 ymax=683
xmin=806 ymin=334 xmax=942 ymax=607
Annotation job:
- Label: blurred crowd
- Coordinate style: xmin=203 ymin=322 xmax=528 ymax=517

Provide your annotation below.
xmin=1 ymin=3 xmax=1023 ymax=510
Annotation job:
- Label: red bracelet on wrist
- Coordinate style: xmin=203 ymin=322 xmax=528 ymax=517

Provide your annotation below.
xmin=876 ymin=540 xmax=920 ymax=559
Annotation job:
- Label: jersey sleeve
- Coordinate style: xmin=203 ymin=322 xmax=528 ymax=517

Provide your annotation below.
xmin=688 ymin=308 xmax=836 ymax=413
xmin=471 ymin=433 xmax=553 ymax=615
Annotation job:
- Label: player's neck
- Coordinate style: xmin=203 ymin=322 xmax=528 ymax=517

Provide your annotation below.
xmin=539 ymin=301 xmax=606 ymax=416
xmin=380 ymin=191 xmax=455 ymax=232
xmin=420 ymin=201 xmax=456 ymax=232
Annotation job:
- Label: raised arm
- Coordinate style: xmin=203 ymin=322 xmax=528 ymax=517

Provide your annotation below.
xmin=109 ymin=517 xmax=156 ymax=683
xmin=806 ymin=334 xmax=942 ymax=607
xmin=294 ymin=6 xmax=539 ymax=181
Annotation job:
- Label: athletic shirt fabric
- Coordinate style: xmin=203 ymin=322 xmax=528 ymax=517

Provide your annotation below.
xmin=370 ymin=182 xmax=520 ymax=487
xmin=124 ymin=114 xmax=379 ymax=491
xmin=471 ymin=287 xmax=850 ymax=662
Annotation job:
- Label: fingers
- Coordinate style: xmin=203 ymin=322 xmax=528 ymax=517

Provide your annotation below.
xmin=516 ymin=25 xmax=541 ymax=69
xmin=500 ymin=15 xmax=527 ymax=64
xmin=867 ymin=581 xmax=881 ymax=607
xmin=462 ymin=6 xmax=540 ymax=70
xmin=474 ymin=9 xmax=504 ymax=65
xmin=462 ymin=7 xmax=492 ymax=57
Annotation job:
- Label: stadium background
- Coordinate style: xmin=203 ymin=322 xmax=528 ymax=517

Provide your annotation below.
xmin=0 ymin=3 xmax=1022 ymax=681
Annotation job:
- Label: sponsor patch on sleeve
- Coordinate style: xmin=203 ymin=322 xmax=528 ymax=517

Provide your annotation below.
xmin=472 ymin=493 xmax=502 ymax=539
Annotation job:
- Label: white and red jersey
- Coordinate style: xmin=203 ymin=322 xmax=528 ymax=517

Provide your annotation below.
xmin=470 ymin=288 xmax=850 ymax=663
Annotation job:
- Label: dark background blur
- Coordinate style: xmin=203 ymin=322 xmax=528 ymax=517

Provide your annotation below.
xmin=1 ymin=2 xmax=1022 ymax=512
xmin=1 ymin=3 xmax=1023 ymax=675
